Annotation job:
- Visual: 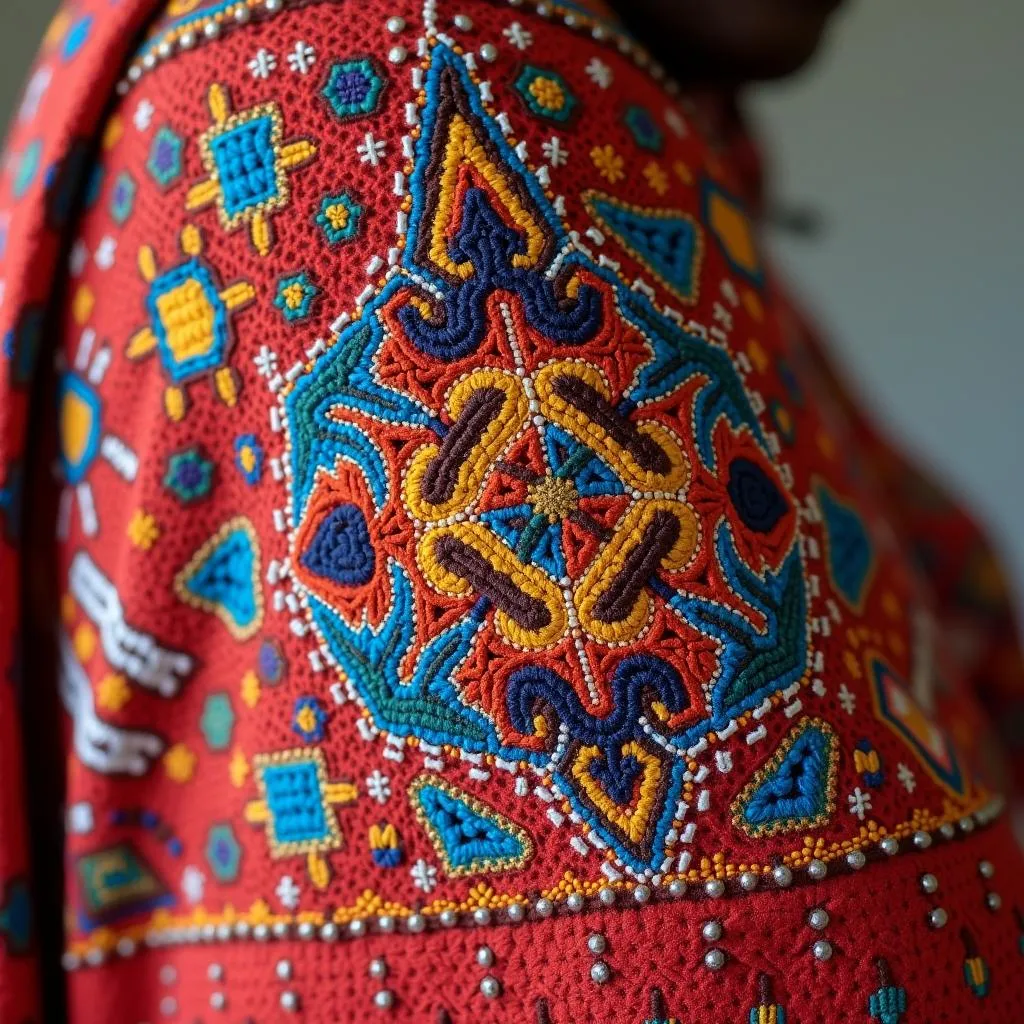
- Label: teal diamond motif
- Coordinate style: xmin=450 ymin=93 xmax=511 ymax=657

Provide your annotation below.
xmin=200 ymin=692 xmax=235 ymax=752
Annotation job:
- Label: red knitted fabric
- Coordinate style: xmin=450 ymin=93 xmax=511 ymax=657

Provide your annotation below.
xmin=1 ymin=2 xmax=1023 ymax=1021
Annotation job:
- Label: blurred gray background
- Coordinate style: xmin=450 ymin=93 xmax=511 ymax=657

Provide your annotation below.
xmin=2 ymin=0 xmax=1022 ymax=608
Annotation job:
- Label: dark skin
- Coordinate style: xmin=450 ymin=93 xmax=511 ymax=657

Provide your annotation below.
xmin=613 ymin=0 xmax=848 ymax=84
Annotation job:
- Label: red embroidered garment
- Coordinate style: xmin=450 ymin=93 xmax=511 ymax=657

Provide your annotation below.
xmin=1 ymin=1 xmax=1023 ymax=1021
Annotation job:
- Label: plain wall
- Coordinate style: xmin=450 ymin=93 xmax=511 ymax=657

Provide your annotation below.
xmin=2 ymin=0 xmax=1022 ymax=606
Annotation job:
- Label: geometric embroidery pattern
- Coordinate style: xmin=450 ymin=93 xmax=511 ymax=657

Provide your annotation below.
xmin=410 ymin=775 xmax=533 ymax=877
xmin=731 ymin=718 xmax=839 ymax=838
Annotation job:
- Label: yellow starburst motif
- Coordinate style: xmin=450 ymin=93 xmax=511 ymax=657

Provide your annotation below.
xmin=240 ymin=670 xmax=261 ymax=710
xmin=229 ymin=748 xmax=250 ymax=788
xmin=127 ymin=509 xmax=160 ymax=551
xmin=164 ymin=743 xmax=197 ymax=784
xmin=186 ymin=83 xmax=317 ymax=256
xmin=126 ymin=224 xmax=256 ymax=422
xmin=96 ymin=674 xmax=132 ymax=713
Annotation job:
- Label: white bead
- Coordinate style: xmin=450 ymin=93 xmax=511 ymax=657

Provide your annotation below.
xmin=808 ymin=909 xmax=829 ymax=930
xmin=369 ymin=958 xmax=388 ymax=979
xmin=480 ymin=976 xmax=501 ymax=998
xmin=373 ymin=990 xmax=394 ymax=1010
xmin=566 ymin=893 xmax=584 ymax=912
xmin=668 ymin=880 xmax=687 ymax=897
xmin=440 ymin=910 xmax=458 ymax=927
xmin=979 ymin=860 xmax=995 ymax=879
xmin=506 ymin=903 xmax=525 ymax=922
xmin=633 ymin=884 xmax=651 ymax=904
xmin=477 ymin=946 xmax=494 ymax=967
xmin=407 ymin=914 xmax=426 ymax=933
xmin=739 ymin=871 xmax=758 ymax=891
xmin=349 ymin=920 xmax=367 ymax=937
xmin=986 ymin=892 xmax=1002 ymax=911
xmin=920 ymin=873 xmax=939 ymax=894
xmin=280 ymin=991 xmax=300 ymax=1012
xmin=807 ymin=859 xmax=828 ymax=880
xmin=210 ymin=993 xmax=226 ymax=1011
xmin=590 ymin=961 xmax=611 ymax=984
xmin=704 ymin=949 xmax=726 ymax=971
xmin=587 ymin=933 xmax=606 ymax=955
xmin=598 ymin=887 xmax=616 ymax=906
xmin=203 ymin=20 xmax=221 ymax=39
xmin=479 ymin=43 xmax=498 ymax=62
xmin=701 ymin=920 xmax=722 ymax=942
xmin=880 ymin=837 xmax=899 ymax=856
xmin=320 ymin=923 xmax=338 ymax=941
xmin=276 ymin=960 xmax=293 ymax=981
xmin=378 ymin=916 xmax=396 ymax=933
xmin=234 ymin=5 xmax=252 ymax=23
xmin=913 ymin=830 xmax=932 ymax=850
xmin=207 ymin=963 xmax=224 ymax=982
xmin=928 ymin=907 xmax=948 ymax=929
xmin=535 ymin=898 xmax=554 ymax=917
xmin=705 ymin=879 xmax=725 ymax=898
xmin=473 ymin=908 xmax=492 ymax=926
xmin=773 ymin=866 xmax=793 ymax=887
xmin=388 ymin=46 xmax=407 ymax=64
xmin=846 ymin=850 xmax=867 ymax=870
xmin=453 ymin=14 xmax=473 ymax=29
xmin=812 ymin=940 xmax=833 ymax=961
xmin=386 ymin=16 xmax=406 ymax=33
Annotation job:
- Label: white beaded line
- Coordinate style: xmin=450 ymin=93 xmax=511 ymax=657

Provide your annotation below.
xmin=61 ymin=794 xmax=1007 ymax=971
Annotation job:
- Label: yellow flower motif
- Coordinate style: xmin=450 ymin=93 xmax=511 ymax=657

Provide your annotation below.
xmin=528 ymin=76 xmax=566 ymax=112
xmin=295 ymin=704 xmax=320 ymax=735
xmin=643 ymin=161 xmax=669 ymax=196
xmin=73 ymin=623 xmax=97 ymax=663
xmin=280 ymin=282 xmax=308 ymax=311
xmin=324 ymin=203 xmax=351 ymax=231
xmin=590 ymin=144 xmax=625 ymax=184
xmin=128 ymin=510 xmax=160 ymax=551
xmin=164 ymin=743 xmax=197 ymax=783
xmin=229 ymin=748 xmax=250 ymax=788
xmin=97 ymin=674 xmax=132 ymax=713
xmin=241 ymin=670 xmax=262 ymax=710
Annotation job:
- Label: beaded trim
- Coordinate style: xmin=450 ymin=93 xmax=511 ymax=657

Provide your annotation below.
xmin=62 ymin=795 xmax=1005 ymax=969
xmin=117 ymin=0 xmax=676 ymax=97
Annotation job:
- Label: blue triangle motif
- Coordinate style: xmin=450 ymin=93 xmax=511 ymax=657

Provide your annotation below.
xmin=543 ymin=425 xmax=623 ymax=497
xmin=734 ymin=719 xmax=838 ymax=836
xmin=176 ymin=517 xmax=262 ymax=640
xmin=586 ymin=193 xmax=701 ymax=303
xmin=413 ymin=777 xmax=532 ymax=876
xmin=818 ymin=484 xmax=874 ymax=610
xmin=531 ymin=521 xmax=567 ymax=579
xmin=480 ymin=505 xmax=532 ymax=550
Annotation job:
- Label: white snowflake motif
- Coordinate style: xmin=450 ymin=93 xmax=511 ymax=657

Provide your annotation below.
xmin=253 ymin=344 xmax=279 ymax=378
xmin=181 ymin=866 xmax=206 ymax=904
xmin=276 ymin=875 xmax=301 ymax=910
xmin=847 ymin=787 xmax=872 ymax=821
xmin=837 ymin=683 xmax=857 ymax=715
xmin=357 ymin=132 xmax=387 ymax=167
xmin=410 ymin=858 xmax=438 ymax=893
xmin=585 ymin=57 xmax=613 ymax=89
xmin=897 ymin=762 xmax=917 ymax=793
xmin=366 ymin=769 xmax=391 ymax=804
xmin=287 ymin=41 xmax=317 ymax=75
xmin=542 ymin=136 xmax=568 ymax=168
xmin=95 ymin=236 xmax=117 ymax=271
xmin=503 ymin=21 xmax=533 ymax=50
xmin=664 ymin=107 xmax=687 ymax=138
xmin=133 ymin=99 xmax=155 ymax=132
xmin=248 ymin=48 xmax=278 ymax=80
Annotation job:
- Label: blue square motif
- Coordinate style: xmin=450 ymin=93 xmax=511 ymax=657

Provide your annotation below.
xmin=210 ymin=116 xmax=280 ymax=219
xmin=263 ymin=760 xmax=330 ymax=847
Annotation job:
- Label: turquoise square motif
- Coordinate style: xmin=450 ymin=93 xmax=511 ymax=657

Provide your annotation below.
xmin=210 ymin=116 xmax=280 ymax=218
xmin=263 ymin=759 xmax=330 ymax=846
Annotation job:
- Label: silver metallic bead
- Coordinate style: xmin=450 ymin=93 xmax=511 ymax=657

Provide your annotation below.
xmin=407 ymin=914 xmax=426 ymax=934
xmin=386 ymin=16 xmax=406 ymax=33
xmin=473 ymin=908 xmax=492 ymax=926
xmin=812 ymin=939 xmax=833 ymax=961
xmin=535 ymin=898 xmax=554 ymax=918
xmin=701 ymin=920 xmax=723 ymax=942
xmin=587 ymin=933 xmax=607 ymax=955
xmin=203 ymin=20 xmax=221 ymax=39
xmin=116 ymin=938 xmax=136 ymax=958
xmin=506 ymin=903 xmax=525 ymax=923
xmin=234 ymin=5 xmax=252 ymax=23
xmin=566 ymin=893 xmax=584 ymax=912
xmin=208 ymin=963 xmax=224 ymax=982
xmin=378 ymin=916 xmax=396 ymax=933
xmin=388 ymin=46 xmax=407 ymax=64
xmin=320 ymin=923 xmax=338 ymax=942
xmin=739 ymin=871 xmax=759 ymax=892
xmin=705 ymin=879 xmax=726 ymax=898
xmin=276 ymin=960 xmax=293 ymax=981
xmin=598 ymin=887 xmax=616 ymax=907
xmin=808 ymin=908 xmax=830 ymax=931
xmin=773 ymin=865 xmax=793 ymax=887
xmin=479 ymin=43 xmax=498 ymax=62
xmin=210 ymin=992 xmax=227 ymax=1011
xmin=668 ymin=879 xmax=687 ymax=897
xmin=928 ymin=907 xmax=948 ymax=929
xmin=264 ymin=0 xmax=284 ymax=11
xmin=349 ymin=919 xmax=367 ymax=937
xmin=633 ymin=884 xmax=651 ymax=904
xmin=986 ymin=892 xmax=1002 ymax=911
xmin=369 ymin=958 xmax=388 ymax=979
xmin=939 ymin=823 xmax=956 ymax=840
xmin=959 ymin=817 xmax=975 ymax=834
xmin=807 ymin=859 xmax=828 ymax=881
xmin=453 ymin=14 xmax=474 ymax=29
xmin=273 ymin=922 xmax=290 ymax=940
xmin=373 ymin=990 xmax=394 ymax=1010
xmin=480 ymin=976 xmax=501 ymax=998
xmin=880 ymin=837 xmax=899 ymax=856
xmin=846 ymin=850 xmax=867 ymax=870
xmin=440 ymin=910 xmax=458 ymax=928
xmin=913 ymin=830 xmax=932 ymax=850
xmin=590 ymin=961 xmax=611 ymax=984
xmin=253 ymin=924 xmax=270 ymax=942
xmin=280 ymin=991 xmax=300 ymax=1012
xmin=920 ymin=873 xmax=939 ymax=895
xmin=178 ymin=31 xmax=197 ymax=50
xmin=703 ymin=948 xmax=726 ymax=971
xmin=979 ymin=860 xmax=996 ymax=879
xmin=477 ymin=946 xmax=494 ymax=967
